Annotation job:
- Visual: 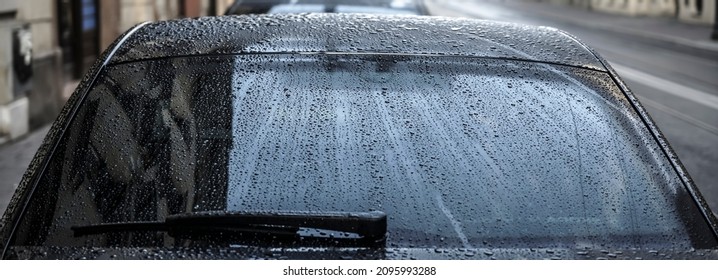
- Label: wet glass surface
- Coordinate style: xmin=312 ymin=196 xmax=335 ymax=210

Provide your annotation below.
xmin=9 ymin=54 xmax=716 ymax=251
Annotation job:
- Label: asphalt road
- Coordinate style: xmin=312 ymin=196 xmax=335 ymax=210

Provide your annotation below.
xmin=424 ymin=0 xmax=718 ymax=212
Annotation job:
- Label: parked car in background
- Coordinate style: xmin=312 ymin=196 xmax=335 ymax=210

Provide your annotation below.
xmin=225 ymin=0 xmax=428 ymax=15
xmin=1 ymin=13 xmax=717 ymax=259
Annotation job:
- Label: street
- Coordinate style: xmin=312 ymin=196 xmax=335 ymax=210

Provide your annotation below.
xmin=1 ymin=0 xmax=717 ymax=216
xmin=425 ymin=0 xmax=718 ymax=213
xmin=0 ymin=125 xmax=49 ymax=214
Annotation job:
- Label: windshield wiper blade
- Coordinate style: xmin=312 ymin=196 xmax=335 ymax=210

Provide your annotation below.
xmin=71 ymin=210 xmax=387 ymax=241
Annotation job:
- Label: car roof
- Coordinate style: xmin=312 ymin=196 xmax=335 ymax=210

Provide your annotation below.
xmin=110 ymin=13 xmax=605 ymax=71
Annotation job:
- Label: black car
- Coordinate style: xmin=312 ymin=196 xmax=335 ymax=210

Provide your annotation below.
xmin=1 ymin=13 xmax=717 ymax=260
xmin=225 ymin=0 xmax=428 ymax=15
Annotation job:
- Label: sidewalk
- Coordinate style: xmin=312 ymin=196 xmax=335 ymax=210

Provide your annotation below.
xmin=0 ymin=124 xmax=50 ymax=215
xmin=498 ymin=0 xmax=718 ymax=53
xmin=0 ymin=79 xmax=77 ymax=215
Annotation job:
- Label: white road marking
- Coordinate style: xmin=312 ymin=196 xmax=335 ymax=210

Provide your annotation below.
xmin=636 ymin=95 xmax=718 ymax=136
xmin=610 ymin=62 xmax=718 ymax=111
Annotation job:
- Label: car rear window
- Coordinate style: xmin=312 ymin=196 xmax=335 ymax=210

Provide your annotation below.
xmin=11 ymin=54 xmax=716 ymax=250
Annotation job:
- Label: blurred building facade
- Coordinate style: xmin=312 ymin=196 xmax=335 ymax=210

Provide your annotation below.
xmin=0 ymin=0 xmax=235 ymax=143
xmin=542 ymin=0 xmax=716 ymax=25
xmin=1 ymin=0 xmax=61 ymax=144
